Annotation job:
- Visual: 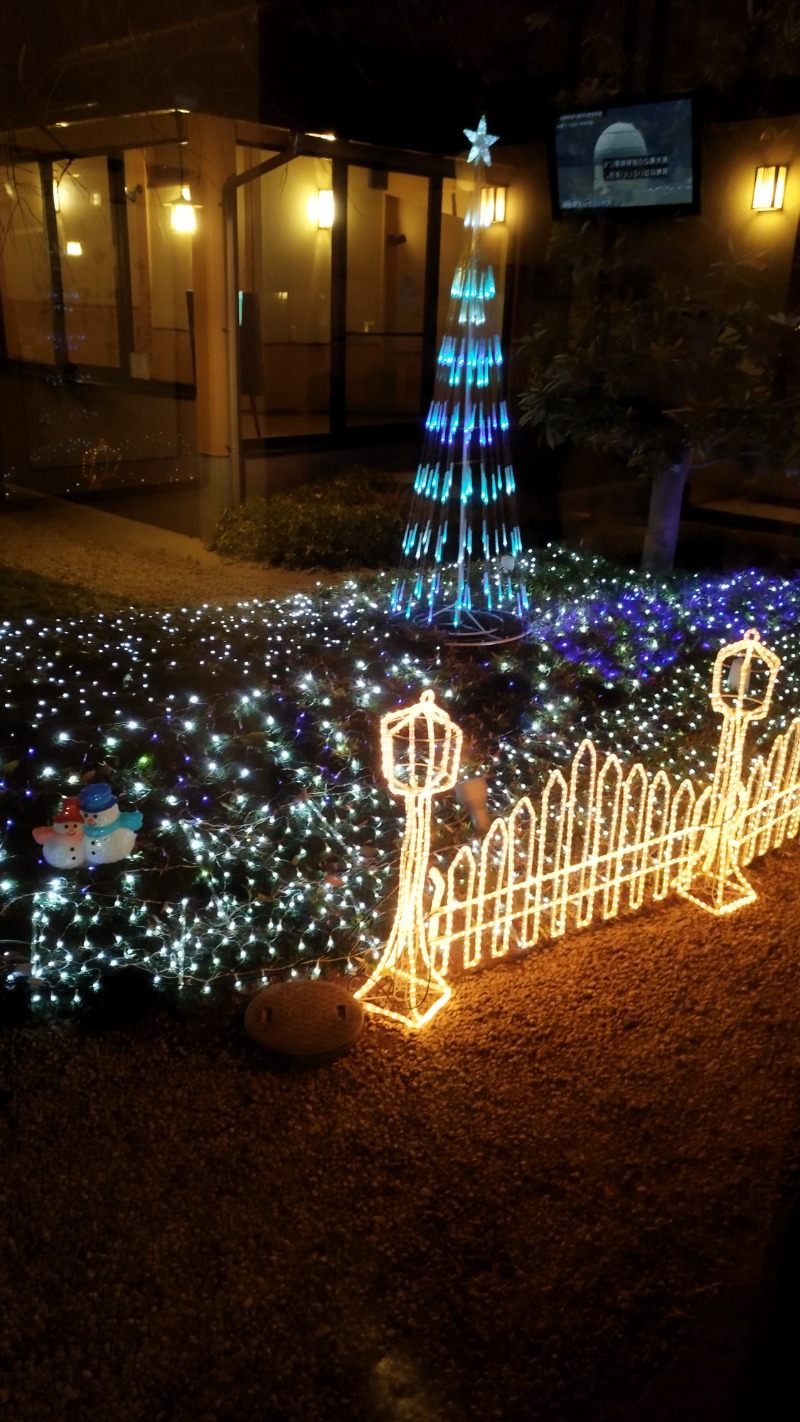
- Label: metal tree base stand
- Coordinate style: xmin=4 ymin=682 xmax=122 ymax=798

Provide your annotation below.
xmin=404 ymin=602 xmax=529 ymax=647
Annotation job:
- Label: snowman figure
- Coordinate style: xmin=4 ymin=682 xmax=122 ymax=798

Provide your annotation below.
xmin=33 ymin=796 xmax=87 ymax=869
xmin=79 ymin=783 xmax=143 ymax=865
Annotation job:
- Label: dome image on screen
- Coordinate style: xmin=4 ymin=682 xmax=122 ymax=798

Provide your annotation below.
xmin=593 ymin=121 xmax=649 ymax=203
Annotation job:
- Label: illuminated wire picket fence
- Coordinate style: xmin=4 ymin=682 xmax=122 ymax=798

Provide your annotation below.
xmin=735 ymin=716 xmax=800 ymax=865
xmin=356 ymin=629 xmax=800 ymax=1030
xmin=426 ymin=750 xmax=706 ymax=977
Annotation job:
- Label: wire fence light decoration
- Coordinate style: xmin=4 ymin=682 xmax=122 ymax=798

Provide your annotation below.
xmin=390 ymin=117 xmax=528 ymax=645
xmin=356 ymin=630 xmax=800 ymax=1031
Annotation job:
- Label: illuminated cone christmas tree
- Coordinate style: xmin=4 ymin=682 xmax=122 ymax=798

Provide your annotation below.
xmin=391 ymin=117 xmax=528 ymax=641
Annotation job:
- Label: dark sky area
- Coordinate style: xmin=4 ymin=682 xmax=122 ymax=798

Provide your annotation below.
xmin=0 ymin=2 xmax=798 ymax=150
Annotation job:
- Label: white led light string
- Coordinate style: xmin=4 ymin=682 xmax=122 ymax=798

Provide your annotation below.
xmin=8 ymin=561 xmax=800 ymax=1015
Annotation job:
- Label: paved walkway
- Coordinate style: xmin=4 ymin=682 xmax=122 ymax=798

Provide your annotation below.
xmin=0 ymin=486 xmax=341 ymax=607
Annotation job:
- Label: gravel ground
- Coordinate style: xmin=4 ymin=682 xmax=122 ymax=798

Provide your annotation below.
xmin=0 ymin=488 xmax=342 ymax=608
xmin=2 ymin=847 xmax=800 ymax=1422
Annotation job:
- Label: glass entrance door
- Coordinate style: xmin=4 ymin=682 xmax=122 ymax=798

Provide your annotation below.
xmin=345 ymin=166 xmax=429 ymax=426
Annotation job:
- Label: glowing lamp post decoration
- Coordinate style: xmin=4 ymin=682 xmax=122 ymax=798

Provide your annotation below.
xmin=391 ymin=117 xmax=528 ymax=643
xmin=682 ymin=629 xmax=781 ymax=914
xmin=355 ymin=690 xmax=462 ymax=1029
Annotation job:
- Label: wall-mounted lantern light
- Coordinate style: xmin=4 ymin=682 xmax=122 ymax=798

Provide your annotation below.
xmin=752 ymin=165 xmax=788 ymax=211
xmin=65 ymin=240 xmax=82 ymax=256
xmin=307 ymin=188 xmax=334 ymax=228
xmin=480 ymin=184 xmax=507 ymax=225
xmin=171 ymin=186 xmax=197 ymax=233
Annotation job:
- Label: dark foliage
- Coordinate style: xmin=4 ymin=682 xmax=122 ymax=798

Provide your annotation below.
xmin=210 ymin=469 xmax=407 ymax=570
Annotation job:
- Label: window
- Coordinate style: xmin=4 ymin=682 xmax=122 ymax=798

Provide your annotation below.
xmin=124 ymin=147 xmax=194 ymax=384
xmin=0 ymin=164 xmax=56 ymax=364
xmin=54 ymin=155 xmax=119 ymax=367
xmin=345 ymin=166 xmax=429 ymax=425
xmin=1 ymin=129 xmax=505 ymax=461
xmin=237 ymin=148 xmax=333 ymax=437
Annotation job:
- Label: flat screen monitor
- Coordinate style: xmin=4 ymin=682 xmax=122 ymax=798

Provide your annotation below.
xmin=551 ymin=98 xmax=698 ymax=217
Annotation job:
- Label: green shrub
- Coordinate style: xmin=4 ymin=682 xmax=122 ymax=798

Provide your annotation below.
xmin=210 ymin=468 xmax=407 ymax=569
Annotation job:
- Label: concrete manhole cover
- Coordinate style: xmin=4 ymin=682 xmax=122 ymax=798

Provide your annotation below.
xmin=244 ymin=980 xmax=365 ymax=1065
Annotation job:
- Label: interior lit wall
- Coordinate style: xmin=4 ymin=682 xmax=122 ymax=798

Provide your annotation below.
xmin=701 ymin=118 xmax=800 ymax=311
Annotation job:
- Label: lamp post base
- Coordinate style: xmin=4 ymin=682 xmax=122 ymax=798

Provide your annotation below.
xmin=355 ymin=965 xmax=451 ymax=1031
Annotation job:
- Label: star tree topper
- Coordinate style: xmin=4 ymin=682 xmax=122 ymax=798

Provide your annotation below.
xmin=464 ymin=115 xmax=498 ymax=167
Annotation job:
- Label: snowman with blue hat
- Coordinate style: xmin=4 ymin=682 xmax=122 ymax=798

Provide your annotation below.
xmin=79 ymin=783 xmax=143 ymax=865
